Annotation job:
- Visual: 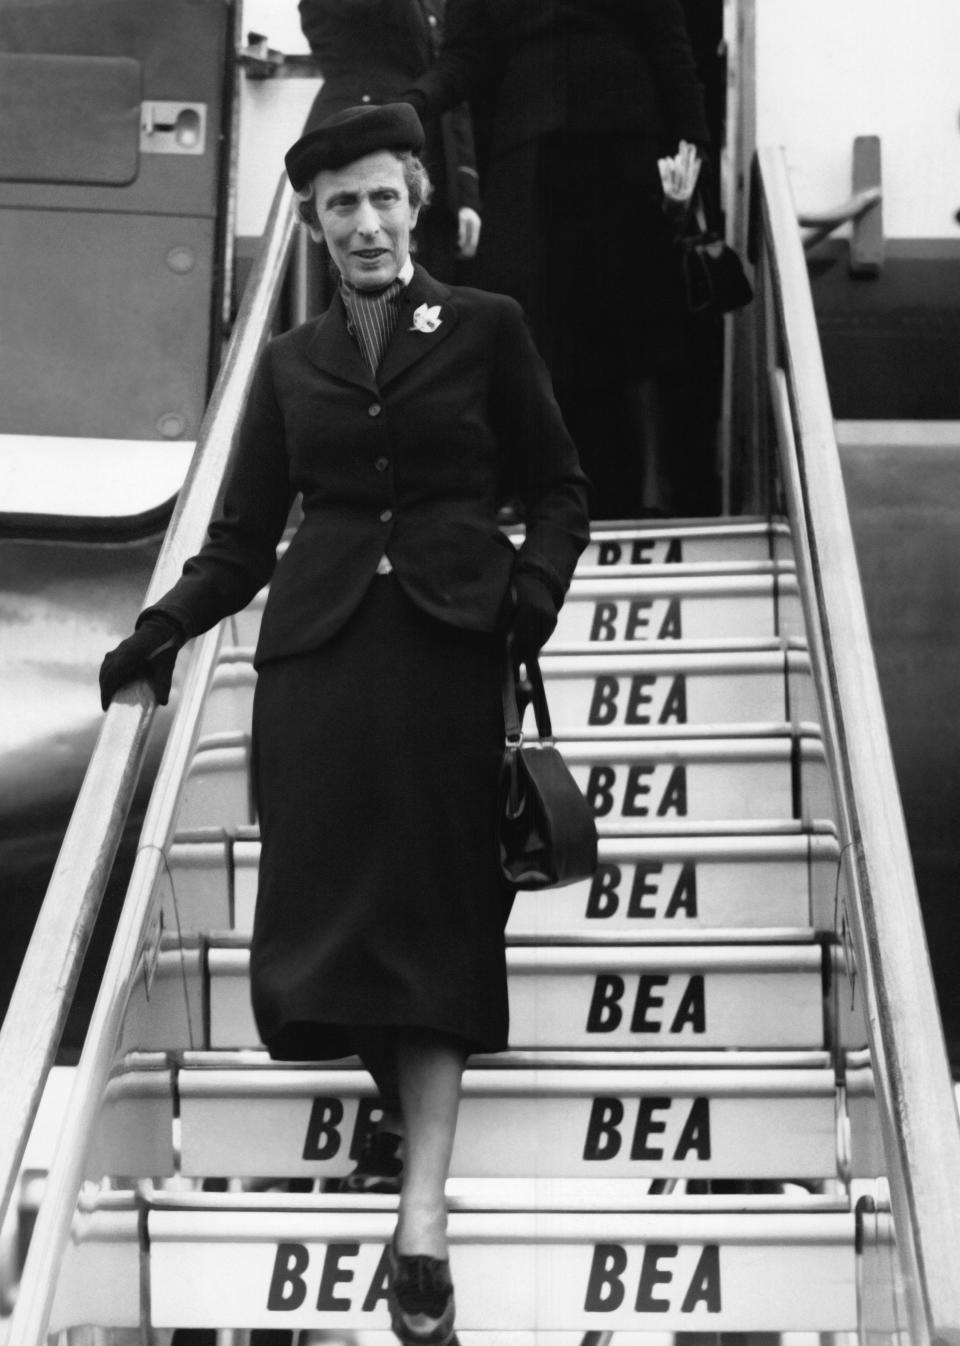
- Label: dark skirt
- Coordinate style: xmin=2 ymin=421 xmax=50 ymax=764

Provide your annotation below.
xmin=249 ymin=574 xmax=511 ymax=1061
xmin=476 ymin=131 xmax=686 ymax=386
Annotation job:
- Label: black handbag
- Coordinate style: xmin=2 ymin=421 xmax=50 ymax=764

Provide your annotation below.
xmin=498 ymin=649 xmax=599 ymax=890
xmin=679 ymin=202 xmax=754 ymax=316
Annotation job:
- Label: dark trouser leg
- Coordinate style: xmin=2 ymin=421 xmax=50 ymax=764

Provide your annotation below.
xmin=555 ymin=379 xmax=673 ymax=520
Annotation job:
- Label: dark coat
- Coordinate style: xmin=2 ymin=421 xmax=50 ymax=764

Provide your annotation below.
xmin=146 ymin=265 xmax=589 ymax=667
xmin=299 ymin=0 xmax=480 ymax=216
xmin=406 ymin=0 xmax=711 ymax=390
xmin=411 ymin=0 xmax=710 ymax=166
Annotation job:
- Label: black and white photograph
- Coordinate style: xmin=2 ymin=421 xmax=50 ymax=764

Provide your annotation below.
xmin=1 ymin=1 xmax=960 ymax=1341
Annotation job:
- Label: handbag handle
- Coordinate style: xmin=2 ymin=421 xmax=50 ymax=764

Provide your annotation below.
xmin=501 ymin=642 xmax=554 ymax=746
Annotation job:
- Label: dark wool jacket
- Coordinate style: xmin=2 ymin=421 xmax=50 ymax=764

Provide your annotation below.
xmin=410 ymin=0 xmax=710 ymax=162
xmin=145 ymin=265 xmax=589 ymax=667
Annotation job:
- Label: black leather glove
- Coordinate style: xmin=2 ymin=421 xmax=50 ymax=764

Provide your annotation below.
xmin=509 ymin=572 xmax=559 ymax=662
xmin=99 ymin=612 xmax=185 ymax=711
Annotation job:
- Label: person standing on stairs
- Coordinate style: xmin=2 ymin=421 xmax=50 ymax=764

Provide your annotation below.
xmin=403 ymin=0 xmax=712 ymax=520
xmin=98 ymin=103 xmax=589 ymax=1346
xmin=297 ymin=0 xmax=483 ymax=286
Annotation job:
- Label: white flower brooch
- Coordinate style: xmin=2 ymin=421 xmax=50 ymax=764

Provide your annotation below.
xmin=410 ymin=303 xmax=442 ymax=333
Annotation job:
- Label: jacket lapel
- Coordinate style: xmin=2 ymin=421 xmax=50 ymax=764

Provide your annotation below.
xmin=305 ymin=294 xmax=379 ymax=393
xmin=377 ymin=265 xmax=457 ymax=389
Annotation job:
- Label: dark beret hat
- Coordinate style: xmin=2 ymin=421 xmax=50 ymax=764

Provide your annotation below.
xmin=285 ymin=103 xmax=425 ymax=191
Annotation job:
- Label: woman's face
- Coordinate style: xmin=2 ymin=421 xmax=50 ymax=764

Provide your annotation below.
xmin=313 ymin=151 xmax=419 ymax=291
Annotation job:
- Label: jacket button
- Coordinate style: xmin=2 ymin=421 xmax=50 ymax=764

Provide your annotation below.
xmin=380 ymin=508 xmax=393 ymax=523
xmin=375 ymin=456 xmax=389 ymax=472
xmin=368 ymin=403 xmax=382 ymax=417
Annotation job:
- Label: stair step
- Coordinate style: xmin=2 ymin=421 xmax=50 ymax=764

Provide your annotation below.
xmin=559 ymin=736 xmax=832 ymax=825
xmin=539 ymin=648 xmax=817 ymax=734
xmin=553 ymin=573 xmax=803 ymax=645
xmin=575 ymin=560 xmax=797 ymax=580
xmin=199 ymin=646 xmax=820 ymax=740
xmin=226 ymin=570 xmax=804 ymax=649
xmin=167 ymin=826 xmax=842 ymax=940
xmin=578 ymin=520 xmax=793 ymax=568
xmin=177 ymin=732 xmax=254 ymax=830
xmin=50 ymin=1189 xmax=884 ymax=1334
xmin=87 ymin=1056 xmax=844 ymax=1184
xmin=120 ymin=941 xmax=828 ymax=1054
xmin=174 ymin=1062 xmax=840 ymax=1182
xmin=173 ymin=732 xmax=833 ymax=832
xmin=83 ymin=1048 xmax=883 ymax=1189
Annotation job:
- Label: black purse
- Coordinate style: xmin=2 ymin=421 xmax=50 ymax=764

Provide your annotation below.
xmin=679 ymin=202 xmax=754 ymax=316
xmin=498 ymin=649 xmax=599 ymax=890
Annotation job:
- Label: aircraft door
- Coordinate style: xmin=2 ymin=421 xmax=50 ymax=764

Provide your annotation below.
xmin=0 ymin=0 xmax=232 ymax=442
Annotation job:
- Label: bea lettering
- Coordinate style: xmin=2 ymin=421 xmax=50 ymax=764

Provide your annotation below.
xmin=267 ymin=1241 xmax=389 ymax=1312
xmin=583 ymin=1095 xmax=711 ymax=1163
xmin=588 ymin=675 xmax=687 ymax=726
xmin=590 ymin=599 xmax=682 ymax=642
xmin=586 ymin=862 xmax=697 ymax=920
xmin=302 ymin=1097 xmax=383 ymax=1164
xmin=585 ymin=1242 xmax=721 ymax=1315
xmin=587 ymin=974 xmax=705 ymax=1036
xmin=595 ymin=539 xmax=683 ymax=565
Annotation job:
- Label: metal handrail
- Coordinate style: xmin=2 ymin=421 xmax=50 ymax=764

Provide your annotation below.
xmin=0 ymin=173 xmax=297 ymax=1238
xmin=8 ymin=622 xmax=227 ymax=1341
xmin=754 ymin=145 xmax=960 ymax=1346
xmin=797 ymin=183 xmax=882 ymax=239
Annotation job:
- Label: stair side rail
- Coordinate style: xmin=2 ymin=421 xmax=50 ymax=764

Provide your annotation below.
xmin=0 ymin=174 xmax=297 ymax=1237
xmin=753 ymin=143 xmax=960 ymax=1346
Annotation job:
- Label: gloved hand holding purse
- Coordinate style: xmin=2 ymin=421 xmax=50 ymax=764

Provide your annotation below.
xmin=99 ymin=612 xmax=186 ymax=711
xmin=508 ymin=571 xmax=559 ymax=661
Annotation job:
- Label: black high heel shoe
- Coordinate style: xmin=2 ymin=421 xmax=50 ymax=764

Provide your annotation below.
xmin=386 ymin=1235 xmax=457 ymax=1346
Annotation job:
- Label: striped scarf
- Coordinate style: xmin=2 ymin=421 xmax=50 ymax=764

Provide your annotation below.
xmin=341 ymin=277 xmax=405 ymax=374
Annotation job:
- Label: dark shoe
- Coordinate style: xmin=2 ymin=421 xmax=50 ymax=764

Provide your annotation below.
xmin=330 ymin=1129 xmax=403 ymax=1195
xmin=386 ymin=1237 xmax=456 ymax=1346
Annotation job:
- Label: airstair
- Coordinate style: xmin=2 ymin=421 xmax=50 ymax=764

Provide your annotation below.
xmin=2 ymin=149 xmax=959 ymax=1344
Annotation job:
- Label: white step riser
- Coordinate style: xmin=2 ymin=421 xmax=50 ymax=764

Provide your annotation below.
xmin=553 ymin=584 xmax=802 ymax=645
xmin=174 ymin=738 xmax=834 ymax=833
xmin=167 ymin=832 xmax=843 ymax=940
xmin=178 ymin=738 xmax=254 ymax=831
xmin=538 ymin=666 xmax=818 ymax=735
xmin=84 ymin=1068 xmax=841 ymax=1184
xmin=513 ymin=852 xmax=836 ymax=937
xmin=230 ymin=582 xmax=803 ymax=649
xmin=88 ymin=1057 xmax=890 ymax=1185
xmin=52 ymin=1208 xmax=868 ymax=1333
xmin=579 ymin=529 xmax=789 ymax=568
xmin=167 ymin=845 xmax=840 ymax=940
xmin=227 ymin=529 xmax=798 ymax=646
xmin=200 ymin=661 xmax=820 ymax=741
xmin=152 ymin=1229 xmax=857 ymax=1333
xmin=119 ymin=946 xmax=828 ymax=1054
xmin=85 ymin=1069 xmax=176 ymax=1181
xmin=846 ymin=1062 xmax=887 ymax=1178
xmin=507 ymin=957 xmax=824 ymax=1051
xmin=560 ymin=738 xmax=833 ymax=826
xmin=177 ymin=1070 xmax=838 ymax=1182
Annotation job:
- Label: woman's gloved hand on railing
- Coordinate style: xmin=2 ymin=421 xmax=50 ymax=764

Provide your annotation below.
xmin=99 ymin=612 xmax=186 ymax=711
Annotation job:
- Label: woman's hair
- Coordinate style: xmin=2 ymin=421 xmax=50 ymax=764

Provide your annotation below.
xmin=294 ymin=151 xmax=433 ymax=231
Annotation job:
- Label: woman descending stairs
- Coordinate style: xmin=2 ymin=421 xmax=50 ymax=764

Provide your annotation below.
xmin=16 ymin=519 xmax=906 ymax=1339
